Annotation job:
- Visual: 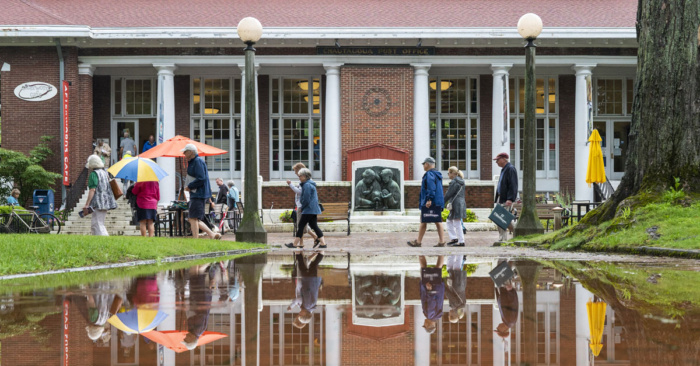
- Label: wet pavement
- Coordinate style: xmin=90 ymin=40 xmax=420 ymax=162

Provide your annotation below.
xmin=2 ymin=251 xmax=700 ymax=366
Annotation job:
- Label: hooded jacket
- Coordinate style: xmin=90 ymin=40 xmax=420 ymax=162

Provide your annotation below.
xmin=300 ymin=179 xmax=322 ymax=215
xmin=444 ymin=175 xmax=466 ymax=220
xmin=419 ymin=169 xmax=445 ymax=208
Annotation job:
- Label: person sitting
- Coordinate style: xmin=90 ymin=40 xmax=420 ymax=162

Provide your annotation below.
xmin=6 ymin=189 xmax=20 ymax=206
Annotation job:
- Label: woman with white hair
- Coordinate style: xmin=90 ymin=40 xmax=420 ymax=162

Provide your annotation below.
xmin=84 ymin=154 xmax=118 ymax=236
xmin=285 ymin=168 xmax=326 ymax=249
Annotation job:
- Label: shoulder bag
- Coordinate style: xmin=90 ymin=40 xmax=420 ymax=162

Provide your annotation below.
xmin=109 ymin=179 xmax=123 ymax=200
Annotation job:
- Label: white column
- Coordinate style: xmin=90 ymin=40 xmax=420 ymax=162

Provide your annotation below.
xmin=154 ymin=64 xmax=177 ymax=205
xmin=491 ymin=64 xmax=513 ymax=179
xmin=157 ymin=272 xmax=176 ymax=366
xmin=575 ymin=284 xmax=595 ymax=366
xmin=324 ymin=63 xmax=343 ymax=181
xmin=413 ymin=305 xmax=430 ymax=366
xmin=573 ymin=64 xmax=596 ymax=201
xmin=324 ymin=305 xmax=341 ymax=366
xmin=411 ymin=63 xmax=431 ymax=180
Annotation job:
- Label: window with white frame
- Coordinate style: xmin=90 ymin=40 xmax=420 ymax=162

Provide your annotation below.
xmin=429 ymin=77 xmax=480 ymax=178
xmin=508 ymin=77 xmax=558 ymax=177
xmin=112 ymin=78 xmax=155 ymax=116
xmin=270 ymin=77 xmax=322 ymax=179
xmin=430 ymin=305 xmax=481 ymax=365
xmin=595 ymin=78 xmax=634 ymax=116
xmin=270 ymin=306 xmax=324 ymax=365
xmin=191 ymin=77 xmax=242 ymax=174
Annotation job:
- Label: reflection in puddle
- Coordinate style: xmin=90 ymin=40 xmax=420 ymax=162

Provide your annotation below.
xmin=1 ymin=253 xmax=699 ymax=365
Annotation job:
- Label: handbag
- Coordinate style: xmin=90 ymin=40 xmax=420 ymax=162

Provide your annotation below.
xmin=488 ymin=204 xmax=515 ymax=230
xmin=446 ymin=198 xmax=455 ymax=211
xmin=109 ymin=179 xmax=123 ymax=200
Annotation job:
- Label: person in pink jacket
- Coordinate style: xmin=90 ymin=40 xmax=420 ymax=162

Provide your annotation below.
xmin=132 ymin=181 xmax=160 ymax=237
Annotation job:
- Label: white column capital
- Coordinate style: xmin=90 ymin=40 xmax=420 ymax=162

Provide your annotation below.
xmin=410 ymin=63 xmax=431 ymax=75
xmin=572 ymin=64 xmax=596 ymax=76
xmin=323 ymin=62 xmax=344 ymax=72
xmin=153 ymin=63 xmax=177 ymax=75
xmin=78 ymin=64 xmax=95 ymax=76
xmin=238 ymin=63 xmax=260 ymax=74
xmin=491 ymin=63 xmax=513 ymax=75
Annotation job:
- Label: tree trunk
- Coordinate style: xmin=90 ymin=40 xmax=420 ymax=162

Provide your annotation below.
xmin=586 ymin=0 xmax=700 ymax=224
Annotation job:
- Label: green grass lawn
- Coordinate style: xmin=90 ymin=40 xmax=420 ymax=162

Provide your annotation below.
xmin=0 ymin=235 xmax=264 ymax=276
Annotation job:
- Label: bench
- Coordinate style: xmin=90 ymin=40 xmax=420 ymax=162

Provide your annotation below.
xmin=294 ymin=202 xmax=351 ymax=236
xmin=512 ymin=203 xmax=570 ymax=231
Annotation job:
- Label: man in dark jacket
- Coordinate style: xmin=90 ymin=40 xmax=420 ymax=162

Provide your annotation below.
xmin=183 ymin=143 xmax=220 ymax=240
xmin=407 ymin=157 xmax=446 ymax=247
xmin=494 ymin=152 xmax=518 ymax=242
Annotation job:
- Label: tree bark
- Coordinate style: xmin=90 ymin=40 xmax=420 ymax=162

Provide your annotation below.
xmin=585 ymin=0 xmax=700 ymax=224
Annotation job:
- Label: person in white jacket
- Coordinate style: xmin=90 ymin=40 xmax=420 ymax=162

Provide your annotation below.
xmin=287 ymin=162 xmax=320 ymax=247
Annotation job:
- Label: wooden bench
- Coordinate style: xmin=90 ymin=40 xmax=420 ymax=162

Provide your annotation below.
xmin=294 ymin=202 xmax=351 ymax=236
xmin=512 ymin=203 xmax=569 ymax=231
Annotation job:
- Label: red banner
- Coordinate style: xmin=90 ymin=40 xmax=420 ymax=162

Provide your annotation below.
xmin=63 ymin=299 xmax=69 ymax=366
xmin=62 ymin=81 xmax=70 ymax=185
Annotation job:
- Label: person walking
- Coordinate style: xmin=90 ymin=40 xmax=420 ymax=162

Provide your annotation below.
xmin=285 ymin=168 xmax=326 ymax=249
xmin=94 ymin=139 xmax=112 ymax=167
xmin=84 ymin=155 xmax=118 ymax=236
xmin=226 ymin=180 xmax=239 ymax=210
xmin=287 ymin=163 xmax=320 ymax=247
xmin=444 ymin=166 xmax=466 ymax=247
xmin=494 ymin=152 xmax=518 ymax=242
xmin=182 ymin=143 xmax=220 ymax=240
xmin=407 ymin=157 xmax=446 ymax=247
xmin=131 ymin=180 xmax=160 ymax=237
xmin=142 ymin=135 xmax=156 ymax=154
xmin=6 ymin=188 xmax=20 ymax=206
xmin=119 ymin=130 xmax=137 ymax=160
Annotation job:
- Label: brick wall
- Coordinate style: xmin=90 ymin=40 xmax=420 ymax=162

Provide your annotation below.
xmin=341 ymin=310 xmax=415 ymax=366
xmin=480 ymin=74 xmax=493 ymax=180
xmin=560 ymin=285 xmax=577 ymax=366
xmin=174 ymin=75 xmax=190 ymax=137
xmin=405 ymin=184 xmax=494 ymax=209
xmin=558 ymin=75 xmax=576 ymax=196
xmin=340 ymin=66 xmax=414 ymax=180
xmin=92 ymin=75 xmax=111 ymax=140
xmin=263 ymin=185 xmax=352 ymax=209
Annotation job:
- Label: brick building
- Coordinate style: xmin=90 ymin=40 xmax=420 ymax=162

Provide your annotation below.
xmin=0 ymin=0 xmax=638 ymax=209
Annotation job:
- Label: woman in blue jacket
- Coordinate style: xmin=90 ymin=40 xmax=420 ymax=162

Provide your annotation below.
xmin=407 ymin=157 xmax=446 ymax=247
xmin=286 ymin=168 xmax=327 ymax=249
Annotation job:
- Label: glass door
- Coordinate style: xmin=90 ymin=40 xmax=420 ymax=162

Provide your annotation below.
xmin=592 ymin=120 xmax=630 ymax=180
xmin=112 ymin=120 xmax=138 ymax=164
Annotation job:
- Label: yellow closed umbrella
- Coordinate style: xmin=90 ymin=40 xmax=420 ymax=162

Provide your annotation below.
xmin=587 ymin=299 xmax=607 ymax=357
xmin=586 ymin=129 xmax=606 ymax=187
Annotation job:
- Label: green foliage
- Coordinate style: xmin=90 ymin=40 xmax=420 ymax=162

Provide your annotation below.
xmin=279 ymin=210 xmax=294 ymax=223
xmin=663 ymin=176 xmax=686 ymax=203
xmin=554 ymin=189 xmax=573 ymax=208
xmin=0 ymin=205 xmax=26 ymax=214
xmin=621 ymin=206 xmax=631 ymax=220
xmin=0 ymin=136 xmax=62 ymax=205
xmin=442 ymin=208 xmax=479 ymax=222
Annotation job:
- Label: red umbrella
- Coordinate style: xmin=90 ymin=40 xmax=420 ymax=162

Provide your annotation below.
xmin=142 ymin=330 xmax=227 ymax=353
xmin=139 ymin=135 xmax=227 ymax=159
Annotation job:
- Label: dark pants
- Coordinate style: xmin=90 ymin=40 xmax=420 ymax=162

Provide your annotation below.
xmin=296 ymin=214 xmax=323 ymax=239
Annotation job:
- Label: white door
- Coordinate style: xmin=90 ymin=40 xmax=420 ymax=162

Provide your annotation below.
xmin=112 ymin=120 xmax=139 ymax=164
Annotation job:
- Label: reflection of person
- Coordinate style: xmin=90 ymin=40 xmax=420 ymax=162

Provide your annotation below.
xmin=132 ymin=181 xmax=160 ymax=237
xmin=181 ymin=265 xmax=214 ymax=351
xmin=495 ymin=266 xmax=519 ymax=339
xmin=444 ymin=166 xmax=466 ymax=247
xmin=419 ymin=255 xmax=445 ymax=334
xmin=84 ymin=155 xmax=118 ymax=236
xmin=290 ymin=251 xmax=324 ymax=329
xmin=287 ymin=163 xmax=319 ymax=246
xmin=94 ymin=139 xmax=111 ymax=166
xmin=285 ymin=168 xmax=326 ymax=249
xmin=494 ymin=152 xmax=518 ymax=242
xmin=407 ymin=157 xmax=446 ymax=247
xmin=355 ymin=169 xmax=382 ymax=209
xmin=183 ymin=144 xmax=220 ymax=240
xmin=119 ymin=130 xmax=137 ymax=160
xmin=6 ymin=188 xmax=20 ymax=206
xmin=380 ymin=169 xmax=401 ymax=209
xmin=445 ymin=255 xmax=467 ymax=323
xmin=70 ymin=281 xmax=125 ymax=344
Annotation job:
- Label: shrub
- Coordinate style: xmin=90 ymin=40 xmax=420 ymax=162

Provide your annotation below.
xmin=441 ymin=208 xmax=479 ymax=222
xmin=0 ymin=136 xmax=62 ymax=206
xmin=279 ymin=210 xmax=294 ymax=223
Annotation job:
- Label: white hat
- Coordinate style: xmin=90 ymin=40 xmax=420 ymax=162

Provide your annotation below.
xmin=180 ymin=143 xmax=198 ymax=153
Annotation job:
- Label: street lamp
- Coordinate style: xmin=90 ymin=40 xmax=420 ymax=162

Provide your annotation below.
xmin=236 ymin=17 xmax=267 ymax=244
xmin=514 ymin=13 xmax=545 ymax=237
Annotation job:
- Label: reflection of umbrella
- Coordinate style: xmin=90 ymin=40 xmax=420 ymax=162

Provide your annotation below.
xmin=586 ymin=129 xmax=606 ymax=187
xmin=108 ymin=308 xmax=168 ymax=334
xmin=587 ymin=299 xmax=607 ymax=357
xmin=142 ymin=330 xmax=227 ymax=353
xmin=107 ymin=157 xmax=168 ymax=182
xmin=139 ymin=135 xmax=227 ymax=159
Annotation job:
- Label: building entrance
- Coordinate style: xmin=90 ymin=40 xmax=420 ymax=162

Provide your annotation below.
xmin=111 ymin=119 xmax=157 ymax=163
xmin=592 ymin=120 xmax=631 ymax=181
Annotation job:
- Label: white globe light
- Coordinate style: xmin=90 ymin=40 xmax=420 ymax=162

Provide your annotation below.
xmin=237 ymin=17 xmax=263 ymax=43
xmin=517 ymin=13 xmax=543 ymax=39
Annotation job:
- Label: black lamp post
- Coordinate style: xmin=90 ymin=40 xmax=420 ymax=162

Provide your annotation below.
xmin=236 ymin=17 xmax=267 ymax=244
xmin=514 ymin=13 xmax=545 ymax=237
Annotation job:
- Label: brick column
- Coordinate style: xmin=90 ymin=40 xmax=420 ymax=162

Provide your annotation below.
xmin=75 ymin=64 xmax=95 ymax=187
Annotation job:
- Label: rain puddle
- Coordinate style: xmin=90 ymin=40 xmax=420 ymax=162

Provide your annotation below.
xmin=1 ymin=252 xmax=699 ymax=365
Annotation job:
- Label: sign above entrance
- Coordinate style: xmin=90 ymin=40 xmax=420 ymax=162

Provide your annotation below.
xmin=316 ymin=46 xmax=436 ymax=56
xmin=14 ymin=82 xmax=58 ymax=101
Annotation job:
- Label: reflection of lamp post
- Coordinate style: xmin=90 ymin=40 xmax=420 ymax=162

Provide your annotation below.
xmin=514 ymin=13 xmax=545 ymax=237
xmin=236 ymin=17 xmax=267 ymax=244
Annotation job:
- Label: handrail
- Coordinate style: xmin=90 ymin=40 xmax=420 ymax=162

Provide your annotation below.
xmin=63 ymin=167 xmax=89 ymax=212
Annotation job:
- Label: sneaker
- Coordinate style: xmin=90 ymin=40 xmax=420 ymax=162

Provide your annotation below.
xmin=407 ymin=240 xmax=422 ymax=247
xmin=446 ymin=239 xmax=459 ymax=246
xmin=434 ymin=242 xmax=446 ymax=247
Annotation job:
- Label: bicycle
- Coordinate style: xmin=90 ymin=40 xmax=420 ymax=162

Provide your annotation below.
xmin=0 ymin=205 xmax=62 ymax=234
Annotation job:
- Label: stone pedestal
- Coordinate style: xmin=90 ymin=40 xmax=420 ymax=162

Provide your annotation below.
xmin=351 ymin=159 xmax=404 ymax=212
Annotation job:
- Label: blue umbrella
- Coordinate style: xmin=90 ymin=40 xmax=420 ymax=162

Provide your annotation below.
xmin=107 ymin=157 xmax=168 ymax=182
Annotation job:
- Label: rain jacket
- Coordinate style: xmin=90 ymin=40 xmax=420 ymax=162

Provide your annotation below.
xmin=444 ymin=175 xmax=466 ymax=220
xmin=299 ymin=179 xmax=321 ymax=215
xmin=495 ymin=162 xmax=518 ymax=204
xmin=419 ymin=169 xmax=445 ymax=208
xmin=186 ymin=154 xmax=212 ymax=199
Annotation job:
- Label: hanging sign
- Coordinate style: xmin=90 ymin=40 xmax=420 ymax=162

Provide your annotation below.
xmin=63 ymin=299 xmax=70 ymax=366
xmin=502 ymin=74 xmax=510 ymax=145
xmin=62 ymin=81 xmax=70 ymax=186
xmin=14 ymin=81 xmax=58 ymax=101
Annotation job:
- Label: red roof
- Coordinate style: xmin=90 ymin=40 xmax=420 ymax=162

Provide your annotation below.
xmin=1 ymin=0 xmax=636 ymax=28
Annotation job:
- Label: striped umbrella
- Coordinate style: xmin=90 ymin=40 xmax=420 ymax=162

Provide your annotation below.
xmin=107 ymin=157 xmax=168 ymax=182
xmin=107 ymin=308 xmax=168 ymax=334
